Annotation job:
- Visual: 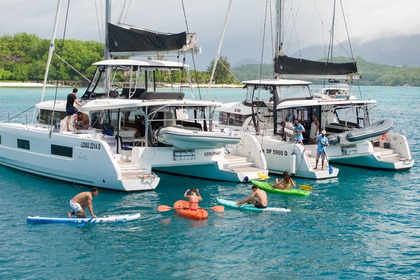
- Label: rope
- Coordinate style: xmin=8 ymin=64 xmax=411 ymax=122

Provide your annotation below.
xmin=49 ymin=0 xmax=72 ymax=138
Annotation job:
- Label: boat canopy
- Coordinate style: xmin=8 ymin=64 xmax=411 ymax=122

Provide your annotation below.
xmin=92 ymin=59 xmax=189 ymax=70
xmin=36 ymin=99 xmax=221 ymax=113
xmin=274 ymin=54 xmax=360 ymax=80
xmin=108 ymin=22 xmax=200 ymax=56
xmin=275 ymin=98 xmax=377 ymax=111
xmin=242 ymin=79 xmax=312 ymax=87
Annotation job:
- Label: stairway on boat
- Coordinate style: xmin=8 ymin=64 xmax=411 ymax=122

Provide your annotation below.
xmin=118 ymin=161 xmax=155 ymax=179
xmin=223 ymin=154 xmax=262 ymax=172
xmin=374 ymin=147 xmax=403 ymax=162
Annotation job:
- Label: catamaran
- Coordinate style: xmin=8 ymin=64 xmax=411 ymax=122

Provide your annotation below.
xmin=0 ymin=0 xmax=268 ymax=192
xmin=215 ymin=0 xmax=413 ymax=174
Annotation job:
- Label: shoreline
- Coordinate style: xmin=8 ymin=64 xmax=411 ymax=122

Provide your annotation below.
xmin=0 ymin=82 xmax=57 ymax=88
xmin=0 ymin=81 xmax=243 ymax=89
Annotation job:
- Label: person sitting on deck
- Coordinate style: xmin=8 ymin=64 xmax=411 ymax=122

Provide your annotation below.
xmin=184 ymin=188 xmax=202 ymax=210
xmin=73 ymin=111 xmax=90 ymax=130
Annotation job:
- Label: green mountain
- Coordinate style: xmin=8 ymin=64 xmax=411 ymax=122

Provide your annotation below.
xmin=231 ymin=57 xmax=420 ymax=87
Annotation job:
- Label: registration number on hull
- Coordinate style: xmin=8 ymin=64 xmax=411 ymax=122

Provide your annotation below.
xmin=81 ymin=142 xmax=101 ymax=150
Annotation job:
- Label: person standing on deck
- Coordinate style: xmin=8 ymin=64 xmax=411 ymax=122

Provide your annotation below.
xmin=65 ymin=88 xmax=83 ymax=131
xmin=315 ymin=130 xmax=329 ymax=170
xmin=293 ymin=120 xmax=305 ymax=145
xmin=309 ymin=116 xmax=320 ymax=143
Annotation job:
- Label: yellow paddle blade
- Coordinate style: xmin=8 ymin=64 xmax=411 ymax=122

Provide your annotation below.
xmin=257 ymin=172 xmax=270 ymax=179
xmin=158 ymin=205 xmax=173 ymax=212
xmin=299 ymin=185 xmax=313 ymax=191
xmin=210 ymin=205 xmax=224 ymax=212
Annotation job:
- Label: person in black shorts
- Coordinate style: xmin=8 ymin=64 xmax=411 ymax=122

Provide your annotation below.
xmin=237 ymin=185 xmax=268 ymax=208
xmin=66 ymin=88 xmax=83 ymax=131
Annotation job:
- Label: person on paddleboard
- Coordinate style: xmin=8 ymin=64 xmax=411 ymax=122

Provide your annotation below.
xmin=237 ymin=185 xmax=267 ymax=209
xmin=184 ymin=188 xmax=202 ymax=210
xmin=67 ymin=187 xmax=99 ymax=218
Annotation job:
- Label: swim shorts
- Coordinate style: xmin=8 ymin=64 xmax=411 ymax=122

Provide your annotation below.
xmin=69 ymin=200 xmax=82 ymax=212
xmin=254 ymin=201 xmax=267 ymax=209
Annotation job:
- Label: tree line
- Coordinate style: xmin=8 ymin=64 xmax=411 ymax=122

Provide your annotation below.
xmin=1 ymin=33 xmax=420 ymax=87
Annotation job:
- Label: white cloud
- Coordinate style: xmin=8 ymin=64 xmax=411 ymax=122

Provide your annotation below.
xmin=1 ymin=0 xmax=419 ymax=69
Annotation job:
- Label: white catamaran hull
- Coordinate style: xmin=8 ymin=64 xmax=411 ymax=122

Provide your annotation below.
xmin=0 ymin=124 xmax=159 ymax=191
xmin=127 ymin=133 xmax=268 ymax=182
xmin=255 ymin=135 xmax=339 ymax=179
xmin=325 ymin=132 xmax=414 ymax=170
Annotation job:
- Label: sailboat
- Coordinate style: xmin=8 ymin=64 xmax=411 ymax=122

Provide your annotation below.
xmin=0 ymin=0 xmax=268 ymax=190
xmin=273 ymin=0 xmax=413 ymax=170
xmin=215 ymin=0 xmax=413 ymax=176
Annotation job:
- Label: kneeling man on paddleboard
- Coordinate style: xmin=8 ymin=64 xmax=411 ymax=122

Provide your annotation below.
xmin=237 ymin=185 xmax=267 ymax=209
xmin=67 ymin=187 xmax=99 ymax=218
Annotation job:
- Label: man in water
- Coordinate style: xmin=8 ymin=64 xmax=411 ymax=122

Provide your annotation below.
xmin=67 ymin=187 xmax=99 ymax=218
xmin=237 ymin=185 xmax=267 ymax=208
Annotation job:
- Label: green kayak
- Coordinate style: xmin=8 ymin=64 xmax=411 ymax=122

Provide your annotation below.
xmin=251 ymin=180 xmax=310 ymax=196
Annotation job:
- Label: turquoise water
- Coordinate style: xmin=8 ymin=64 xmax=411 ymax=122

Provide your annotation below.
xmin=0 ymin=86 xmax=419 ymax=279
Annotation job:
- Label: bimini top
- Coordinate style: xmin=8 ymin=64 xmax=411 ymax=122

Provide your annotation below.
xmin=36 ymin=99 xmax=222 ymax=113
xmin=242 ymin=79 xmax=312 ymax=87
xmin=93 ymin=59 xmax=189 ymax=70
xmin=275 ymin=98 xmax=377 ymax=111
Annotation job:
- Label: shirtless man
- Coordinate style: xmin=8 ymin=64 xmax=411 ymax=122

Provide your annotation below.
xmin=184 ymin=188 xmax=202 ymax=210
xmin=237 ymin=185 xmax=267 ymax=208
xmin=73 ymin=111 xmax=90 ymax=130
xmin=67 ymin=187 xmax=99 ymax=218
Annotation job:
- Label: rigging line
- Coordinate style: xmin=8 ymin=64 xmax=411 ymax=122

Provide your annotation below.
xmin=94 ymin=0 xmax=103 ymax=44
xmin=50 ymin=0 xmax=72 ymax=137
xmin=181 ymin=0 xmax=201 ymax=99
xmin=339 ymin=0 xmax=355 ymax=60
xmin=54 ymin=53 xmax=91 ymax=83
xmin=205 ymin=0 xmax=233 ymax=100
xmin=258 ymin=0 xmax=269 ymax=82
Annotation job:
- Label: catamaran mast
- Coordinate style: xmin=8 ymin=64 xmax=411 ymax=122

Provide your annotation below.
xmin=39 ymin=0 xmax=61 ymax=103
xmin=274 ymin=0 xmax=283 ymax=79
xmin=104 ymin=0 xmax=111 ymax=93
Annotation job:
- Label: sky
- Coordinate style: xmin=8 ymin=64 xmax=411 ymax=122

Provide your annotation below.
xmin=1 ymin=0 xmax=419 ymax=70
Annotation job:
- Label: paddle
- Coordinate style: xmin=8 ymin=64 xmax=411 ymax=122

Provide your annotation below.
xmin=324 ymin=151 xmax=333 ymax=175
xmin=78 ymin=210 xmax=107 ymax=227
xmin=158 ymin=205 xmax=224 ymax=213
xmin=299 ymin=185 xmax=312 ymax=191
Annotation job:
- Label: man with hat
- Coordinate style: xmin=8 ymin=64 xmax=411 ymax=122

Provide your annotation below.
xmin=237 ymin=184 xmax=267 ymax=209
xmin=315 ymin=129 xmax=329 ymax=170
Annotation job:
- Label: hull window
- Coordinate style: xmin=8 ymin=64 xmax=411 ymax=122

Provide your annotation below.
xmin=51 ymin=144 xmax=73 ymax=158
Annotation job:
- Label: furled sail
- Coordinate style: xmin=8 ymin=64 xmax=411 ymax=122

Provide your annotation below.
xmin=107 ymin=22 xmax=200 ymax=56
xmin=274 ymin=52 xmax=360 ymax=80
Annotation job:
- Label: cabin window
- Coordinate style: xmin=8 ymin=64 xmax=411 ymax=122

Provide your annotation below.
xmin=0 ymin=135 xmax=1 ymax=144
xmin=17 ymin=139 xmax=30 ymax=150
xmin=51 ymin=144 xmax=73 ymax=158
xmin=38 ymin=109 xmax=66 ymax=125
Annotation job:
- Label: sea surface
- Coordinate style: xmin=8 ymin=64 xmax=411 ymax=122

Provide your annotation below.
xmin=0 ymin=86 xmax=419 ymax=279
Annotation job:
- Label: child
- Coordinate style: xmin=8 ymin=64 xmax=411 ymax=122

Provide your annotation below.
xmin=184 ymin=188 xmax=202 ymax=210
